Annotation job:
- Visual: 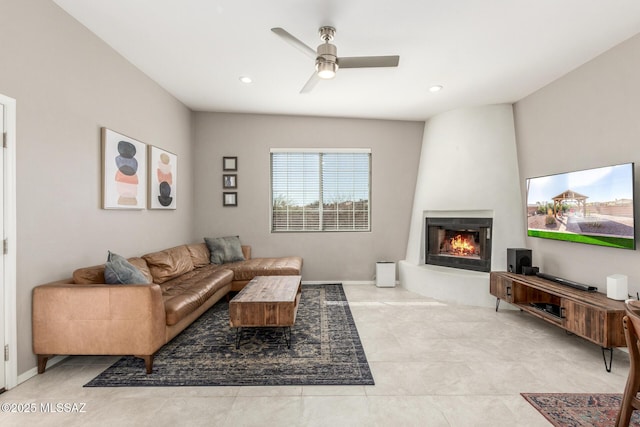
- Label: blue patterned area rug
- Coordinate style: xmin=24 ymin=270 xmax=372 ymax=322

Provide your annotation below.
xmin=522 ymin=393 xmax=640 ymax=426
xmin=84 ymin=284 xmax=374 ymax=387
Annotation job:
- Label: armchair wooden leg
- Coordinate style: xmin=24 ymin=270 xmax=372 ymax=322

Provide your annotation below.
xmin=135 ymin=354 xmax=154 ymax=374
xmin=616 ymin=316 xmax=640 ymax=427
xmin=616 ymin=379 xmax=637 ymax=426
xmin=37 ymin=354 xmax=53 ymax=374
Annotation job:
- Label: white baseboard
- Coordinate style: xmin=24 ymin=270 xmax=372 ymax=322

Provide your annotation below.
xmin=342 ymin=280 xmax=376 ymax=286
xmin=16 ymin=355 xmax=68 ymax=386
xmin=302 ymin=280 xmax=375 ymax=286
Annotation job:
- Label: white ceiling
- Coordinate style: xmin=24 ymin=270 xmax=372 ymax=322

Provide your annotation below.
xmin=52 ymin=0 xmax=640 ymax=121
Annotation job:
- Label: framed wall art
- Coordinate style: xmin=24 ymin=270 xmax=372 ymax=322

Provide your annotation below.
xmin=223 ymin=192 xmax=237 ymax=207
xmin=223 ymin=174 xmax=237 ymax=189
xmin=149 ymin=145 xmax=177 ymax=209
xmin=223 ymin=156 xmax=237 ymax=171
xmin=102 ymin=127 xmax=147 ymax=209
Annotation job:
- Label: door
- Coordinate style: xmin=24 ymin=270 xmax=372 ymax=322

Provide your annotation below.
xmin=0 ymin=102 xmax=5 ymax=392
xmin=562 ymin=299 xmax=605 ymax=346
xmin=489 ymin=273 xmax=512 ymax=302
xmin=0 ymin=94 xmax=15 ymax=390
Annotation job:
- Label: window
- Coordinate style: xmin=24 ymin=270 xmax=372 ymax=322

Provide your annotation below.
xmin=271 ymin=149 xmax=371 ymax=232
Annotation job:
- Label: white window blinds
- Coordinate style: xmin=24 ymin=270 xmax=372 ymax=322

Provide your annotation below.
xmin=271 ymin=149 xmax=371 ymax=232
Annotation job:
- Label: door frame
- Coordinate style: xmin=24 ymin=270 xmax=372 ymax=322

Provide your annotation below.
xmin=0 ymin=94 xmax=17 ymax=389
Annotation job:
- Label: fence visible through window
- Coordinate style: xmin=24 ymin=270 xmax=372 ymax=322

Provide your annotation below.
xmin=270 ymin=149 xmax=371 ymax=232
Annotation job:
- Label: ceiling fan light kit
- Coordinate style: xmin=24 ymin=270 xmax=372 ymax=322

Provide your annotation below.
xmin=271 ymin=25 xmax=400 ymax=92
xmin=316 ymin=61 xmax=337 ymax=79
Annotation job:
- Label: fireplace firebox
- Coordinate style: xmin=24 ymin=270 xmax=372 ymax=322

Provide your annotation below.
xmin=425 ymin=217 xmax=492 ymax=272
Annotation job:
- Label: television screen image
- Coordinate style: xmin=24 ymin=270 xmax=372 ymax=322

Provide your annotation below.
xmin=526 ymin=163 xmax=635 ymax=249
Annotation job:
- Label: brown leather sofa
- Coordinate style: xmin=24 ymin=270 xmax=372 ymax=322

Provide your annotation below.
xmin=32 ymin=242 xmax=302 ymax=374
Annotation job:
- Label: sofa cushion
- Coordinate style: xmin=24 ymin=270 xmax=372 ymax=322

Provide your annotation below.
xmin=104 ymin=251 xmax=150 ymax=285
xmin=73 ymin=264 xmax=106 ymax=284
xmin=143 ymin=245 xmax=194 ymax=284
xmin=204 ymin=236 xmax=245 ymax=264
xmin=241 ymin=245 xmax=251 ymax=260
xmin=127 ymin=257 xmax=154 ymax=283
xmin=160 ymin=266 xmax=233 ymax=326
xmin=186 ymin=243 xmax=210 ymax=268
xmin=223 ymin=256 xmax=303 ymax=281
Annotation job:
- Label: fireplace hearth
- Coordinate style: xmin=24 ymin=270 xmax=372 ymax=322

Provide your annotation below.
xmin=425 ymin=217 xmax=492 ymax=272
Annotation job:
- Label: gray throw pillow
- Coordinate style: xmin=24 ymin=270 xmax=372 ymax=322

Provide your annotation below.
xmin=104 ymin=251 xmax=149 ymax=284
xmin=204 ymin=236 xmax=245 ymax=264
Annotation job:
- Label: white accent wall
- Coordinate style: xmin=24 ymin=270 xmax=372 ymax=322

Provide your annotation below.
xmin=514 ymin=33 xmax=640 ymax=296
xmin=399 ymin=104 xmax=526 ymax=307
xmin=0 ymin=0 xmax=194 ymax=376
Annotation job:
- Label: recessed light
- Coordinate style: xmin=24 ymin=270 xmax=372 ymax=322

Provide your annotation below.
xmin=239 ymin=76 xmax=253 ymax=84
xmin=429 ymin=85 xmax=443 ymax=93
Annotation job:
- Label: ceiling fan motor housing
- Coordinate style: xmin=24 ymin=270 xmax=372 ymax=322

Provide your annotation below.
xmin=317 ymin=43 xmax=338 ymax=64
xmin=316 ymin=26 xmax=338 ymax=76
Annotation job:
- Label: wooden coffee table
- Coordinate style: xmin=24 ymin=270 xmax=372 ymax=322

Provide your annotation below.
xmin=229 ymin=275 xmax=302 ymax=349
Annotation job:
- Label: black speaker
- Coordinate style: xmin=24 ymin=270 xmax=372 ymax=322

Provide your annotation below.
xmin=507 ymin=248 xmax=532 ymax=274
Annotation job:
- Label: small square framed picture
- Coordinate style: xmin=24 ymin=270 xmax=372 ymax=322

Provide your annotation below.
xmin=223 ymin=156 xmax=237 ymax=171
xmin=223 ymin=174 xmax=237 ymax=189
xmin=223 ymin=192 xmax=237 ymax=207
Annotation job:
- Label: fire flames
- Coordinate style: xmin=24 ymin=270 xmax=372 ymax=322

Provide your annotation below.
xmin=449 ymin=234 xmax=476 ymax=256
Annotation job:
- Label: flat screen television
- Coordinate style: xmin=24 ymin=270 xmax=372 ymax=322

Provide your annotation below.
xmin=526 ymin=163 xmax=635 ymax=249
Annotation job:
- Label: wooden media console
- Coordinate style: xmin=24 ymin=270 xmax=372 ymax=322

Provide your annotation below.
xmin=490 ymin=271 xmax=627 ymax=372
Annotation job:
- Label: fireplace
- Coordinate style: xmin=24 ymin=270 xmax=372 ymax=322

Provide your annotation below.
xmin=425 ymin=217 xmax=493 ymax=272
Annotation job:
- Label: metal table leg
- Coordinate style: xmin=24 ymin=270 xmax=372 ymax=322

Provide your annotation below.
xmin=283 ymin=327 xmax=291 ymax=349
xmin=602 ymin=347 xmax=613 ymax=372
xmin=235 ymin=327 xmax=242 ymax=349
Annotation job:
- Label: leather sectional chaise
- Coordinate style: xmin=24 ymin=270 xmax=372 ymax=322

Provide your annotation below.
xmin=32 ymin=242 xmax=302 ymax=374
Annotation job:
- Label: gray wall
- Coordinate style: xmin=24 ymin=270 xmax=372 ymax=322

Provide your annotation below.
xmin=0 ymin=0 xmax=194 ymax=374
xmin=514 ymin=33 xmax=640 ymax=294
xmin=193 ymin=112 xmax=424 ymax=281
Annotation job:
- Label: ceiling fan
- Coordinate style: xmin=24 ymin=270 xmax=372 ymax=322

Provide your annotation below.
xmin=271 ymin=26 xmax=400 ymax=93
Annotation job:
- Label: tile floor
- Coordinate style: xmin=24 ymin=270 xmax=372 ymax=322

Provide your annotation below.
xmin=0 ymin=284 xmax=631 ymax=426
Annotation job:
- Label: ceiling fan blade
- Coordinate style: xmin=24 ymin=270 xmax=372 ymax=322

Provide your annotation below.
xmin=338 ymin=55 xmax=400 ymax=69
xmin=271 ymin=27 xmax=317 ymax=60
xmin=300 ymin=72 xmax=320 ymax=94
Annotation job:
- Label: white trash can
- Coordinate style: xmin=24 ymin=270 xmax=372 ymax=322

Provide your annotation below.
xmin=376 ymin=261 xmax=396 ymax=287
